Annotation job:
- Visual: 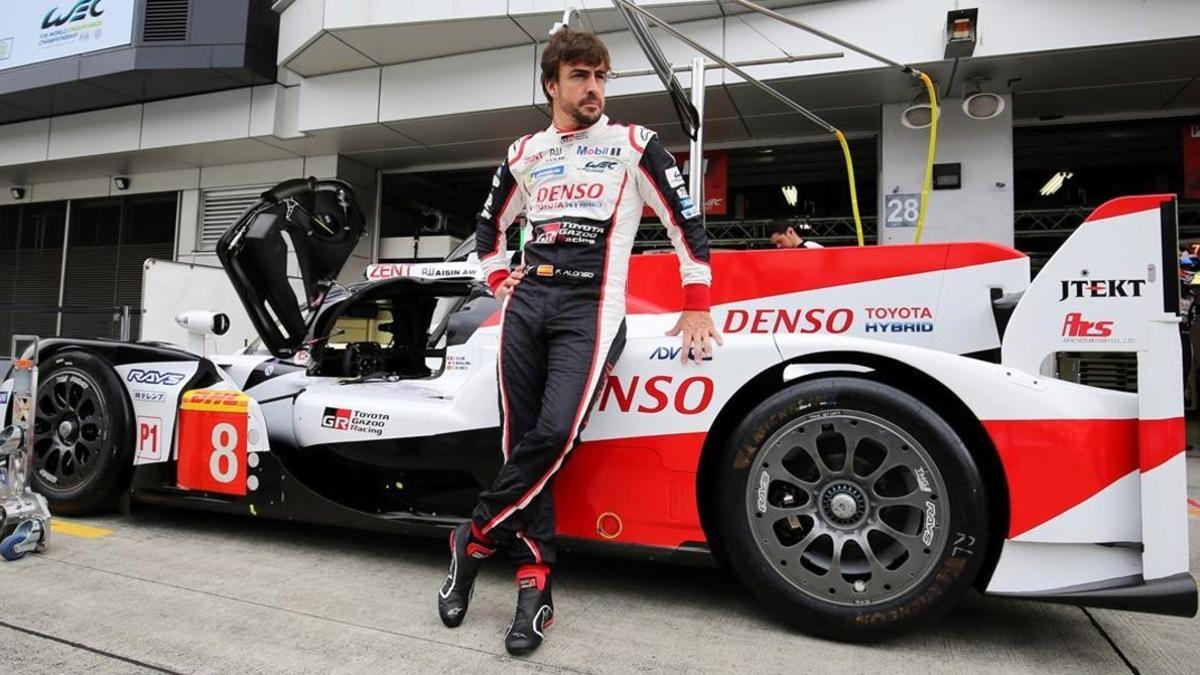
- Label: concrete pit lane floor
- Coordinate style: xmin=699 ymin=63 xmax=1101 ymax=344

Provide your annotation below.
xmin=3 ymin=456 xmax=1200 ymax=674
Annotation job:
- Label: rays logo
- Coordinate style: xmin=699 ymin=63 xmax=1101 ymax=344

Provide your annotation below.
xmin=42 ymin=0 xmax=104 ymax=29
xmin=321 ymin=407 xmax=352 ymax=430
xmin=126 ymin=369 xmax=185 ymax=386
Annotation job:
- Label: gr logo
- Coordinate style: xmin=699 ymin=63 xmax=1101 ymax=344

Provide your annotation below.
xmin=43 ymin=0 xmax=104 ymax=29
xmin=321 ymin=407 xmax=351 ymax=430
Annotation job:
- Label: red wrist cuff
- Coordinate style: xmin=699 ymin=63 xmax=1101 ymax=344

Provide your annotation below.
xmin=486 ymin=269 xmax=510 ymax=294
xmin=682 ymin=284 xmax=711 ymax=311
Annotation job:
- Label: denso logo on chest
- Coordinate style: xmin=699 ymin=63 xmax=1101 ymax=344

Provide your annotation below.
xmin=535 ymin=183 xmax=605 ymax=202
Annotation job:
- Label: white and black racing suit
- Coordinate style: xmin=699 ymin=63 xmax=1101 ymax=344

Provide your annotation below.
xmin=470 ymin=114 xmax=712 ymax=566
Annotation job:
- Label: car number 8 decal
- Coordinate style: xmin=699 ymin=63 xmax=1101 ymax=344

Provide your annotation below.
xmin=177 ymin=390 xmax=249 ymax=496
xmin=209 ymin=422 xmax=239 ymax=483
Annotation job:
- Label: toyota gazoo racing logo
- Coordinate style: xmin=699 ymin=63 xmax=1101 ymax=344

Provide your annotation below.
xmin=533 ymin=222 xmax=561 ymax=245
xmin=1059 ymin=278 xmax=1146 ymax=301
xmin=320 ymin=407 xmax=390 ymax=436
xmin=126 ymin=369 xmax=186 ymax=386
xmin=532 ymin=220 xmax=602 ymax=246
xmin=321 ymin=407 xmax=352 ymax=430
xmin=42 ymin=0 xmax=104 ymax=29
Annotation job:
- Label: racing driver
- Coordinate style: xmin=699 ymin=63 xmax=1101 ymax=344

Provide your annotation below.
xmin=437 ymin=27 xmax=721 ymax=655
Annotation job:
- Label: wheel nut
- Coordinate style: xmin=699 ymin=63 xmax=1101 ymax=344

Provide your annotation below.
xmin=853 ymin=580 xmax=867 ymax=593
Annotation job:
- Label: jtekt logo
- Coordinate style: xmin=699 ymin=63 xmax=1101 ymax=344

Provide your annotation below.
xmin=1059 ymin=279 xmax=1146 ymax=301
xmin=1062 ymin=312 xmax=1113 ymax=338
xmin=43 ymin=0 xmax=104 ymax=29
xmin=321 ymin=407 xmax=351 ymax=430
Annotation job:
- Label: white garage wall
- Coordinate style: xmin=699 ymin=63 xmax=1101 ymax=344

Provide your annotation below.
xmin=879 ymin=96 xmax=1014 ymax=245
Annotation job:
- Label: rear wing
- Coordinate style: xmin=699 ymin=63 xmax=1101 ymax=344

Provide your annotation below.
xmin=1002 ymin=195 xmax=1187 ymax=581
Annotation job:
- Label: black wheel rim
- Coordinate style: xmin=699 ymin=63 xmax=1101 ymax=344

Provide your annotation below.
xmin=32 ymin=368 xmax=109 ymax=493
xmin=745 ymin=410 xmax=949 ymax=607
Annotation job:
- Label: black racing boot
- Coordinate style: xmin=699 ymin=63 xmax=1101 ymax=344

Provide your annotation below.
xmin=505 ymin=564 xmax=554 ymax=655
xmin=438 ymin=522 xmax=494 ymax=627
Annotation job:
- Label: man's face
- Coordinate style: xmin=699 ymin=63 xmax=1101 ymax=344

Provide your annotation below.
xmin=770 ymin=228 xmax=802 ymax=249
xmin=547 ymin=60 xmax=607 ymax=127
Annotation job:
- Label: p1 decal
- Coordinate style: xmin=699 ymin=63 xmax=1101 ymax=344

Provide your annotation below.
xmin=137 ymin=416 xmax=164 ymax=462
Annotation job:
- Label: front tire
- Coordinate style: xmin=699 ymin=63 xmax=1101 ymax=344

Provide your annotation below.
xmin=32 ymin=350 xmax=134 ymax=515
xmin=716 ymin=376 xmax=989 ymax=642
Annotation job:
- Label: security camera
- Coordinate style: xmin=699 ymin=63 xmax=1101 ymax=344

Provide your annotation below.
xmin=10 ymin=187 xmax=25 ymax=200
xmin=175 ymin=310 xmax=230 ymax=336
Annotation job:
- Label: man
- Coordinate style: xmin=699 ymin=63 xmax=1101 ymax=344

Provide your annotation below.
xmin=769 ymin=218 xmax=824 ymax=249
xmin=437 ymin=28 xmax=721 ymax=655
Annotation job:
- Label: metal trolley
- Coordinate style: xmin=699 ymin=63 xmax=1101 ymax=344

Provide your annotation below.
xmin=0 ymin=342 xmax=51 ymax=561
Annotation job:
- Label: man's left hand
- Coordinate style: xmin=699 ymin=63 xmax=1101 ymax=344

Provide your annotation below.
xmin=666 ymin=311 xmax=723 ymax=364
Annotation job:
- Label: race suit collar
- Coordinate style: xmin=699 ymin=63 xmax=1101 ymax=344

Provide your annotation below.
xmin=549 ymin=114 xmax=609 ymax=134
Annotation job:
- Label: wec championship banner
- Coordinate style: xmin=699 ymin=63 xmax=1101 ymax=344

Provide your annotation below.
xmin=0 ymin=0 xmax=135 ymax=72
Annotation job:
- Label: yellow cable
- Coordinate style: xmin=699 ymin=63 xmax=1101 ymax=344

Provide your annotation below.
xmin=914 ymin=71 xmax=939 ymax=244
xmin=834 ymin=129 xmax=865 ymax=247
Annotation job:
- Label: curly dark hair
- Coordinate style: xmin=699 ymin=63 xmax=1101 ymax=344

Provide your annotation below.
xmin=540 ymin=28 xmax=611 ymax=102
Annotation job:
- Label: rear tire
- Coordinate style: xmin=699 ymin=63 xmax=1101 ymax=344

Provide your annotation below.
xmin=31 ymin=350 xmax=134 ymax=515
xmin=716 ymin=376 xmax=989 ymax=642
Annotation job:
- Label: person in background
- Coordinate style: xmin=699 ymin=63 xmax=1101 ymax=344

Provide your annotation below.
xmin=769 ymin=218 xmax=824 ymax=249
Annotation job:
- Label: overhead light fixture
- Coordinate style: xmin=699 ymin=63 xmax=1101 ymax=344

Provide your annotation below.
xmin=1039 ymin=171 xmax=1074 ymax=197
xmin=963 ymin=92 xmax=1005 ymax=120
xmin=113 ymin=176 xmax=130 ymax=191
xmin=901 ymin=103 xmax=939 ymax=130
xmin=962 ymin=79 xmax=1005 ymax=120
xmin=10 ymin=187 xmax=25 ymax=200
xmin=901 ymin=85 xmax=939 ymax=130
xmin=781 ymin=185 xmax=798 ymax=207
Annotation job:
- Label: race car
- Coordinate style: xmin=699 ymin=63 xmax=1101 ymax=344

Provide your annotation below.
xmin=1 ymin=179 xmax=1192 ymax=641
